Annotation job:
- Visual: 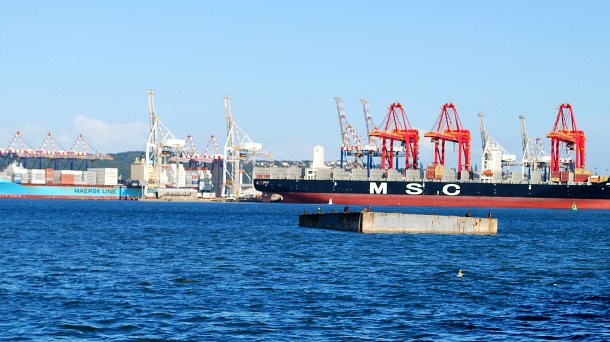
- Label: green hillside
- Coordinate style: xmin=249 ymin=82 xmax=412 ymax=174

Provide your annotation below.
xmin=95 ymin=151 xmax=144 ymax=180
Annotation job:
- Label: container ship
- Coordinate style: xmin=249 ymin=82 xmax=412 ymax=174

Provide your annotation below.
xmin=253 ymin=169 xmax=610 ymax=209
xmin=253 ymin=102 xmax=610 ymax=209
xmin=0 ymin=162 xmax=142 ymax=200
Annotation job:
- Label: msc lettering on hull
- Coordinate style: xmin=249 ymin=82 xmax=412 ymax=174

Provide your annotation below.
xmin=369 ymin=182 xmax=388 ymax=194
xmin=442 ymin=184 xmax=460 ymax=196
xmin=369 ymin=182 xmax=461 ymax=196
xmin=406 ymin=183 xmax=423 ymax=195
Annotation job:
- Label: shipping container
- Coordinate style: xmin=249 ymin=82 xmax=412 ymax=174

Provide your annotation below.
xmin=87 ymin=168 xmax=118 ymax=186
xmin=60 ymin=174 xmax=75 ymax=185
xmin=574 ymin=174 xmax=589 ymax=183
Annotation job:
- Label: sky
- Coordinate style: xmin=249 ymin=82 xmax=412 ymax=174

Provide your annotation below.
xmin=1 ymin=1 xmax=609 ymax=172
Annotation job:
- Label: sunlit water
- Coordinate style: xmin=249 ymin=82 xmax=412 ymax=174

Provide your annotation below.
xmin=0 ymin=200 xmax=608 ymax=340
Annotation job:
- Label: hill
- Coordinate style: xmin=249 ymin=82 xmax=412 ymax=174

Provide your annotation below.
xmin=95 ymin=151 xmax=144 ymax=180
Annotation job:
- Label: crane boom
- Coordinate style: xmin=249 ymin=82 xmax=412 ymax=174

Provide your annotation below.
xmin=478 ymin=113 xmax=488 ymax=150
xmin=547 ymin=103 xmax=586 ymax=172
xmin=519 ymin=115 xmax=528 ymax=154
xmin=519 ymin=114 xmax=550 ymax=176
xmin=224 ymin=95 xmax=233 ymax=145
xmin=369 ymin=102 xmax=419 ymax=170
xmin=143 ymin=90 xmax=180 ymax=189
xmin=476 ymin=112 xmax=517 ymax=182
xmin=222 ymin=95 xmax=267 ymax=199
xmin=361 ymin=98 xmax=376 ymax=142
xmin=334 ymin=97 xmax=349 ymax=146
xmin=424 ymin=103 xmax=471 ymax=176
xmin=147 ymin=90 xmax=157 ymax=141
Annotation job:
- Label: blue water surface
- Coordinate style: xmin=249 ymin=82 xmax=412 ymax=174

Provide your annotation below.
xmin=0 ymin=199 xmax=608 ymax=340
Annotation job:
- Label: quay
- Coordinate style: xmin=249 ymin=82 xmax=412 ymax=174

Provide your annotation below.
xmin=299 ymin=209 xmax=498 ymax=235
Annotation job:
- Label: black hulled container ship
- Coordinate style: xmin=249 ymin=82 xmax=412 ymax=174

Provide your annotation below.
xmin=253 ymin=172 xmax=610 ymax=209
xmin=253 ymin=102 xmax=610 ymax=209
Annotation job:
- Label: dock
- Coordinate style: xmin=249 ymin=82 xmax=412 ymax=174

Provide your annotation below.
xmin=299 ymin=210 xmax=497 ymax=235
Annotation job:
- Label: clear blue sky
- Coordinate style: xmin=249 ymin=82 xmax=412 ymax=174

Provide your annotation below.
xmin=1 ymin=1 xmax=609 ymax=172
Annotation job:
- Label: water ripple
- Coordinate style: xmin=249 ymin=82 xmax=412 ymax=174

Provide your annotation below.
xmin=0 ymin=200 xmax=608 ymax=340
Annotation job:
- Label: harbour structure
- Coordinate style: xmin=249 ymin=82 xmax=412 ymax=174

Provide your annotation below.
xmin=254 ymin=102 xmax=610 ymax=209
xmin=424 ymin=103 xmax=471 ymax=181
xmin=519 ymin=115 xmax=550 ymax=178
xmin=360 ymin=98 xmax=379 ymax=150
xmin=128 ymin=90 xmax=269 ymax=201
xmin=222 ymin=95 xmax=268 ymax=199
xmin=478 ymin=112 xmax=517 ymax=183
xmin=129 ymin=90 xmax=221 ymax=199
xmin=0 ymin=131 xmax=112 ymax=170
xmin=170 ymin=134 xmax=222 ymax=197
xmin=369 ymin=102 xmax=419 ymax=172
xmin=547 ymin=103 xmax=590 ymax=183
xmin=0 ymin=90 xmax=268 ymax=201
xmin=334 ymin=96 xmax=368 ymax=169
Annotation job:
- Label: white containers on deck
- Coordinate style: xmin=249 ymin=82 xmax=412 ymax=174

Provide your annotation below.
xmin=174 ymin=164 xmax=186 ymax=188
xmin=84 ymin=171 xmax=97 ymax=185
xmin=29 ymin=169 xmax=46 ymax=184
xmin=23 ymin=169 xmax=110 ymax=185
xmin=184 ymin=169 xmax=197 ymax=188
xmin=87 ymin=168 xmax=118 ymax=186
xmin=163 ymin=164 xmax=186 ymax=188
xmin=199 ymin=169 xmax=213 ymax=191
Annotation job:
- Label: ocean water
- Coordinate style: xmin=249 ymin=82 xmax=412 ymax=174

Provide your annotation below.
xmin=0 ymin=199 xmax=608 ymax=341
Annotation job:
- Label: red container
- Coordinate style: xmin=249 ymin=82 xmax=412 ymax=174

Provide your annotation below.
xmin=550 ymin=171 xmax=561 ymax=182
xmin=574 ymin=174 xmax=589 ymax=183
xmin=60 ymin=174 xmax=75 ymax=185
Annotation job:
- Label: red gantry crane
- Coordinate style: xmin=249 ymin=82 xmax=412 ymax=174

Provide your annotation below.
xmin=369 ymin=102 xmax=419 ymax=170
xmin=424 ymin=103 xmax=471 ymax=180
xmin=546 ymin=103 xmax=589 ymax=182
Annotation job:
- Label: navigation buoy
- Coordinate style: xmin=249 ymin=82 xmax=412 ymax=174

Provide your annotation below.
xmin=328 ymin=198 xmax=333 ymax=204
xmin=571 ymin=202 xmax=578 ymax=211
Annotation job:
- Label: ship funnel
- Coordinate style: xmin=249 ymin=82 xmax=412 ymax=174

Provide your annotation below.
xmin=313 ymin=145 xmax=325 ymax=169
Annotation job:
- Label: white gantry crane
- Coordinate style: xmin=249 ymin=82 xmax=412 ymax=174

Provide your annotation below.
xmin=222 ymin=95 xmax=266 ymax=199
xmin=519 ymin=115 xmax=550 ymax=177
xmin=144 ymin=90 xmax=186 ymax=190
xmin=478 ymin=113 xmax=516 ymax=182
xmin=360 ymin=98 xmax=378 ymax=149
xmin=334 ymin=96 xmax=366 ymax=168
xmin=359 ymin=98 xmax=383 ymax=167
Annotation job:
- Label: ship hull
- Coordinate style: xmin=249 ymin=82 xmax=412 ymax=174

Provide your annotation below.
xmin=0 ymin=180 xmax=142 ymax=200
xmin=254 ymin=179 xmax=610 ymax=209
xmin=279 ymin=192 xmax=610 ymax=209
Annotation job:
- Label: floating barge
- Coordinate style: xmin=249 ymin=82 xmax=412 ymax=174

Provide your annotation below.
xmin=299 ymin=210 xmax=498 ymax=235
